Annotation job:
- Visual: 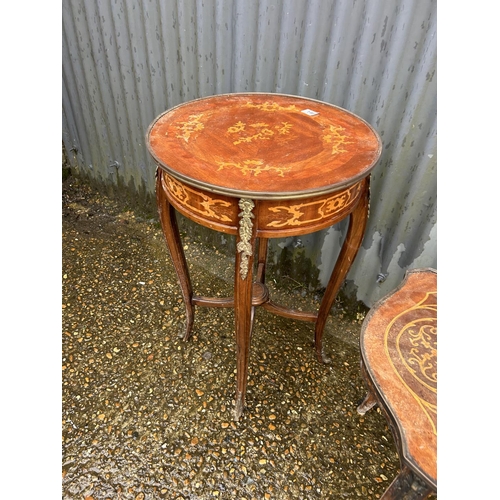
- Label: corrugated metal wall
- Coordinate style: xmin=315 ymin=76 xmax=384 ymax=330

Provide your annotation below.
xmin=62 ymin=0 xmax=437 ymax=307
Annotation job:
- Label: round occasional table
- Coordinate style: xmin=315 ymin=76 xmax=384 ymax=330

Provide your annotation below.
xmin=147 ymin=93 xmax=382 ymax=420
xmin=357 ymin=268 xmax=437 ymax=498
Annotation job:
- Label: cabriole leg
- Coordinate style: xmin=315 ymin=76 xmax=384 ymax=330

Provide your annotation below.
xmin=314 ymin=178 xmax=370 ymax=364
xmin=156 ymin=169 xmax=195 ymax=341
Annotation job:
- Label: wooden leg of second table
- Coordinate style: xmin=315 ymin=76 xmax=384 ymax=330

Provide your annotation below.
xmin=156 ymin=169 xmax=195 ymax=341
xmin=357 ymin=390 xmax=378 ymax=415
xmin=380 ymin=466 xmax=434 ymax=500
xmin=357 ymin=359 xmax=378 ymax=415
xmin=314 ymin=178 xmax=370 ymax=364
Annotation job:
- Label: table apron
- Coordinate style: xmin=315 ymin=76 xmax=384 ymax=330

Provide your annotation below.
xmin=160 ymin=171 xmax=366 ymax=238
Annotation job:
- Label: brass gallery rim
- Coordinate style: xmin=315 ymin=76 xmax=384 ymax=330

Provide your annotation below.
xmin=155 ymin=165 xmax=366 ymax=201
xmin=147 ymin=93 xmax=382 ymax=201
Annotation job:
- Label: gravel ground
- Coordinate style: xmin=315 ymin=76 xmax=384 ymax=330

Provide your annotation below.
xmin=62 ymin=175 xmax=432 ymax=499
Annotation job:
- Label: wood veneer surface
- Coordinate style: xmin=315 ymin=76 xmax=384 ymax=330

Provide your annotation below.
xmin=147 ymin=93 xmax=381 ymax=199
xmin=361 ymin=269 xmax=437 ymax=485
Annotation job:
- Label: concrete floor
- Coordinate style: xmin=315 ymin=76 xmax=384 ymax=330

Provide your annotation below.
xmin=62 ymin=176 xmax=434 ymax=499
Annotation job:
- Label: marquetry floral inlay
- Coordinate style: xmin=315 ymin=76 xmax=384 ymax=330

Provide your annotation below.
xmin=244 ymin=101 xmax=298 ymax=112
xmin=174 ymin=113 xmax=205 ymax=142
xmin=385 ymin=291 xmax=437 ymax=434
xmin=401 ymin=322 xmax=437 ymax=389
xmin=227 ymin=121 xmax=293 ymax=146
xmin=322 ymin=125 xmax=353 ymax=155
xmin=164 ymin=175 xmax=232 ymax=222
xmin=217 ymin=159 xmax=291 ymax=177
xmin=266 ymin=183 xmax=360 ymax=228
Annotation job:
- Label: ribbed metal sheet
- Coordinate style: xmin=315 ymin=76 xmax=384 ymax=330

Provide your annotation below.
xmin=62 ymin=0 xmax=437 ymax=306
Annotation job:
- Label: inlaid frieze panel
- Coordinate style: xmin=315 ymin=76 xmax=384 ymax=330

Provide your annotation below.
xmin=260 ymin=181 xmax=363 ymax=232
xmin=161 ymin=173 xmax=238 ymax=231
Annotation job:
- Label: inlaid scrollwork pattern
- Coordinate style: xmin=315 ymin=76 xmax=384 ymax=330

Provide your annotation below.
xmin=386 ymin=291 xmax=437 ymax=434
xmin=265 ymin=182 xmax=361 ymax=228
xmin=217 ymin=159 xmax=292 ymax=178
xmin=321 ymin=124 xmax=353 ymax=155
xmin=406 ymin=323 xmax=437 ymax=387
xmin=163 ymin=174 xmax=232 ymax=222
xmin=226 ymin=120 xmax=293 ymax=146
xmin=243 ymin=101 xmax=298 ymax=112
xmin=174 ymin=113 xmax=205 ymax=142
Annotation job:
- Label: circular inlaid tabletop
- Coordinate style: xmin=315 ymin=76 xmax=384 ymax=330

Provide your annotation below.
xmin=147 ymin=93 xmax=381 ymax=200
